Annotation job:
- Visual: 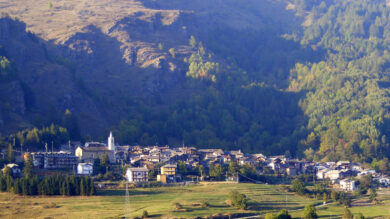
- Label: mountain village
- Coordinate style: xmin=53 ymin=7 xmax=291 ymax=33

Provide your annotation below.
xmin=2 ymin=132 xmax=390 ymax=192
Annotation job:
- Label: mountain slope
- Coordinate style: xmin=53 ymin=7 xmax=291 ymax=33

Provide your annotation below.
xmin=2 ymin=0 xmax=390 ymax=165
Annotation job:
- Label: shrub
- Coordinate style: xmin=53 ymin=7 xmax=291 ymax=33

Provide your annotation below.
xmin=303 ymin=204 xmax=318 ymax=219
xmin=142 ymin=210 xmax=148 ymax=218
xmin=228 ymin=191 xmax=249 ymax=210
xmin=201 ymin=201 xmax=210 ymax=208
xmin=276 ymin=209 xmax=292 ymax=219
xmin=291 ymin=179 xmax=306 ymax=195
xmin=173 ymin=202 xmax=183 ymax=211
xmin=43 ymin=202 xmax=57 ymax=209
xmin=342 ymin=207 xmax=353 ymax=219
xmin=265 ymin=213 xmax=276 ymax=219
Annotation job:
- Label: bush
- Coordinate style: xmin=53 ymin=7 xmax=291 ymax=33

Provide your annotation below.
xmin=276 ymin=209 xmax=292 ymax=219
xmin=338 ymin=192 xmax=351 ymax=207
xmin=291 ymin=179 xmax=306 ymax=195
xmin=142 ymin=210 xmax=148 ymax=218
xmin=303 ymin=204 xmax=318 ymax=219
xmin=265 ymin=209 xmax=292 ymax=219
xmin=228 ymin=191 xmax=249 ymax=210
xmin=43 ymin=202 xmax=57 ymax=209
xmin=173 ymin=202 xmax=183 ymax=211
xmin=353 ymin=213 xmax=365 ymax=219
xmin=265 ymin=213 xmax=276 ymax=219
xmin=201 ymin=201 xmax=210 ymax=208
xmin=342 ymin=207 xmax=353 ymax=219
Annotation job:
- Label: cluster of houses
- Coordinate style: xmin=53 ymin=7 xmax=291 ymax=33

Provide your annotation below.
xmin=2 ymin=132 xmax=390 ymax=191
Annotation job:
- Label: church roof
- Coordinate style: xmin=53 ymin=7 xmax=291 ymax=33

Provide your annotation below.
xmin=82 ymin=147 xmax=111 ymax=152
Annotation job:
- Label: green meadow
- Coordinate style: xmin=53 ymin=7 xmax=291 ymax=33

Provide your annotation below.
xmin=0 ymin=182 xmax=389 ymax=218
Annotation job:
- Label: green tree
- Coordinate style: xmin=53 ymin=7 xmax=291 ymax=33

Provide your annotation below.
xmin=196 ymin=164 xmax=204 ymax=176
xmin=3 ymin=165 xmax=11 ymax=177
xmin=368 ymin=188 xmax=377 ymax=203
xmin=158 ymin=43 xmax=163 ymax=50
xmin=303 ymin=204 xmax=318 ymax=219
xmin=209 ymin=163 xmax=225 ymax=181
xmin=7 ymin=143 xmax=14 ymax=163
xmin=0 ymin=56 xmax=14 ymax=79
xmin=228 ymin=191 xmax=248 ymax=210
xmin=228 ymin=161 xmax=239 ymax=176
xmin=358 ymin=175 xmax=372 ymax=194
xmin=291 ymin=179 xmax=306 ymax=195
xmin=323 ymin=193 xmax=328 ymax=203
xmin=189 ymin=35 xmax=196 ymax=47
xmin=80 ymin=178 xmax=85 ymax=196
xmin=142 ymin=210 xmax=149 ymax=218
xmin=89 ymin=178 xmax=95 ymax=195
xmin=23 ymin=153 xmax=33 ymax=179
xmin=178 ymin=161 xmax=187 ymax=176
xmin=276 ymin=209 xmax=292 ymax=219
xmin=331 ymin=190 xmax=338 ymax=201
xmin=169 ymin=48 xmax=176 ymax=58
xmin=342 ymin=207 xmax=353 ymax=219
xmin=100 ymin=154 xmax=109 ymax=174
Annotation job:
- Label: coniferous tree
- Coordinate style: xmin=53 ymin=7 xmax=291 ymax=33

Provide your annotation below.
xmin=23 ymin=153 xmax=33 ymax=179
xmin=7 ymin=143 xmax=14 ymax=163
xmin=80 ymin=178 xmax=85 ymax=196
xmin=89 ymin=177 xmax=95 ymax=195
xmin=343 ymin=207 xmax=353 ymax=219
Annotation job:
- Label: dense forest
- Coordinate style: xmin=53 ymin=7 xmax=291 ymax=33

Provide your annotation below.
xmin=2 ymin=0 xmax=390 ymax=167
xmin=111 ymin=0 xmax=390 ymax=165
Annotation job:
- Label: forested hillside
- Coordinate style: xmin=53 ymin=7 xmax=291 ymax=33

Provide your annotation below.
xmin=1 ymin=0 xmax=390 ymax=167
xmin=289 ymin=0 xmax=390 ymax=164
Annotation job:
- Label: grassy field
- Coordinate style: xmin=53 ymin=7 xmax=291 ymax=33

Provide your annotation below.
xmin=291 ymin=189 xmax=390 ymax=219
xmin=0 ymin=182 xmax=389 ymax=218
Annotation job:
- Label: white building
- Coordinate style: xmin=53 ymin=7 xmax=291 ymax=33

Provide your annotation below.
xmin=340 ymin=179 xmax=357 ymax=191
xmin=2 ymin=163 xmax=21 ymax=176
xmin=125 ymin=167 xmax=149 ymax=182
xmin=77 ymin=163 xmax=93 ymax=175
xmin=325 ymin=169 xmax=342 ymax=181
xmin=376 ymin=177 xmax=390 ymax=187
xmin=108 ymin=131 xmax=115 ymax=151
xmin=316 ymin=168 xmax=329 ymax=179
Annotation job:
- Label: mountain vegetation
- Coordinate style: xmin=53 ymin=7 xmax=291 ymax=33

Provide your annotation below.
xmin=1 ymin=0 xmax=390 ymax=168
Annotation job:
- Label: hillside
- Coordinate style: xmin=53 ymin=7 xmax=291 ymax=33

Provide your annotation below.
xmin=1 ymin=0 xmax=390 ymax=165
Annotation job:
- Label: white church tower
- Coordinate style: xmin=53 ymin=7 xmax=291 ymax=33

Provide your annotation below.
xmin=108 ymin=131 xmax=115 ymax=151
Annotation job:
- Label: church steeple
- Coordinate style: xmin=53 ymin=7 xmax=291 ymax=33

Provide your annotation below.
xmin=108 ymin=131 xmax=115 ymax=151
